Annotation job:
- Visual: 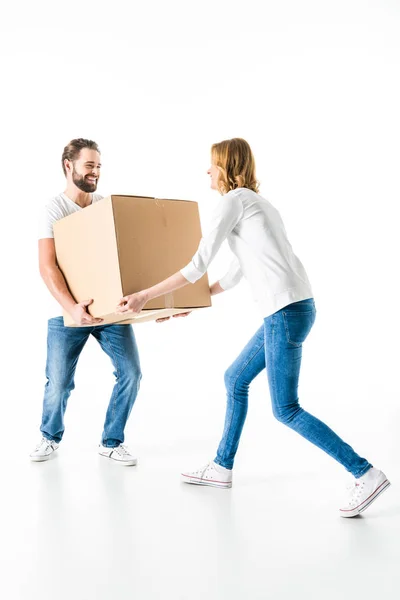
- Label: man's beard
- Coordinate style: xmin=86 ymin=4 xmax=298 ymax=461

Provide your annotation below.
xmin=72 ymin=168 xmax=97 ymax=193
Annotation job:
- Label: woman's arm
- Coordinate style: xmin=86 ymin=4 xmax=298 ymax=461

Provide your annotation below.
xmin=154 ymin=280 xmax=225 ymax=323
xmin=116 ymin=271 xmax=189 ymax=314
xmin=179 ymin=193 xmax=243 ymax=284
xmin=209 ymin=281 xmax=225 ymax=296
xmin=218 ymin=255 xmax=243 ymax=291
xmin=117 ymin=273 xmax=226 ymax=315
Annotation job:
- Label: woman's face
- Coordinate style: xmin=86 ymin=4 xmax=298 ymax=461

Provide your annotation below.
xmin=207 ymin=162 xmax=220 ymax=191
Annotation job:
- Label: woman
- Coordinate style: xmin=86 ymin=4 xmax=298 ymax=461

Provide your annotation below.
xmin=117 ymin=138 xmax=390 ymax=517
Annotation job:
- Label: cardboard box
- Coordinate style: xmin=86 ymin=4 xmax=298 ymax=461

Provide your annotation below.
xmin=53 ymin=195 xmax=211 ymax=327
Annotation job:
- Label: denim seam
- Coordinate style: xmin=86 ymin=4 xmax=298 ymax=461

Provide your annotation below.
xmin=271 ymin=316 xmax=277 ymax=417
xmin=218 ymin=339 xmax=265 ymax=464
xmin=231 ymin=340 xmax=265 ymax=399
xmin=216 ymin=402 xmax=241 ymax=469
xmin=354 ymin=463 xmax=373 ymax=479
xmin=282 ymin=312 xmax=301 ymax=347
xmin=281 ymin=310 xmax=314 ymax=316
xmin=42 ymin=321 xmax=90 ymax=442
xmin=99 ymin=329 xmax=121 ymax=439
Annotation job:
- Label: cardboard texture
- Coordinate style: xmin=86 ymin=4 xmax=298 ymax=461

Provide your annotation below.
xmin=53 ymin=195 xmax=211 ymax=327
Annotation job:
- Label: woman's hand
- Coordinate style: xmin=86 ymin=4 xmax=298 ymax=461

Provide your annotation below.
xmin=116 ymin=291 xmax=148 ymax=315
xmin=210 ymin=281 xmax=224 ymax=296
xmin=156 ymin=311 xmax=192 ymax=324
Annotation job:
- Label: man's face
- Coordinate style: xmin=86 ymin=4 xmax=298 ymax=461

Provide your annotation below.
xmin=66 ymin=148 xmax=101 ymax=193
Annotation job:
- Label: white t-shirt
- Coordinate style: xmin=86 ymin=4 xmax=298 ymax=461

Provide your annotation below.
xmin=38 ymin=192 xmax=103 ymax=239
xmin=38 ymin=192 xmax=103 ymax=317
xmin=180 ymin=188 xmax=313 ymax=318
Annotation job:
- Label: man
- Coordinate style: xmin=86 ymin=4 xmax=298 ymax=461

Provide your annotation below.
xmin=30 ymin=138 xmax=141 ymax=465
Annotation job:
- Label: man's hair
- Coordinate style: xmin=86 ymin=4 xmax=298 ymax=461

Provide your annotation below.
xmin=211 ymin=138 xmax=259 ymax=194
xmin=61 ymin=138 xmax=100 ymax=176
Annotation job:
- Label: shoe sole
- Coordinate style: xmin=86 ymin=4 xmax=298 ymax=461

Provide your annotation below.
xmin=181 ymin=474 xmax=232 ymax=488
xmin=30 ymin=455 xmax=54 ymax=462
xmin=340 ymin=479 xmax=391 ymax=518
xmin=99 ymin=453 xmax=137 ymax=466
xmin=30 ymin=448 xmax=58 ymax=462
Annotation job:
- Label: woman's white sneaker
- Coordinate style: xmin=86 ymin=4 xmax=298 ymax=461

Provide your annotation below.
xmin=30 ymin=437 xmax=59 ymax=462
xmin=98 ymin=444 xmax=137 ymax=466
xmin=181 ymin=461 xmax=232 ymax=488
xmin=339 ymin=467 xmax=391 ymax=518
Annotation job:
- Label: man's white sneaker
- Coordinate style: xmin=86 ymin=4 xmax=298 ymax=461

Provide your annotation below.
xmin=181 ymin=461 xmax=232 ymax=488
xmin=30 ymin=437 xmax=59 ymax=462
xmin=340 ymin=467 xmax=391 ymax=518
xmin=98 ymin=444 xmax=137 ymax=466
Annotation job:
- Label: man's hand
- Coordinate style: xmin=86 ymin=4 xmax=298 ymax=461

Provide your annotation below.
xmin=69 ymin=299 xmax=103 ymax=326
xmin=156 ymin=311 xmax=192 ymax=324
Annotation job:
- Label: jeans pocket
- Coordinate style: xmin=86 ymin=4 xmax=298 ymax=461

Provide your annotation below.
xmin=48 ymin=316 xmax=64 ymax=326
xmin=282 ymin=309 xmax=316 ymax=347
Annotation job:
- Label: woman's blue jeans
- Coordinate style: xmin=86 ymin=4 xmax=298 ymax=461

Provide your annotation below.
xmin=215 ymin=299 xmax=372 ymax=478
xmin=40 ymin=317 xmax=142 ymax=448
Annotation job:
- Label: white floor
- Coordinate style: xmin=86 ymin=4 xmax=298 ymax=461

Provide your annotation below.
xmin=4 ymin=307 xmax=400 ymax=599
xmin=2 ymin=438 xmax=398 ymax=600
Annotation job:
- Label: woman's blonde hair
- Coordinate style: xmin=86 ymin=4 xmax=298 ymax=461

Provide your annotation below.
xmin=211 ymin=138 xmax=259 ymax=194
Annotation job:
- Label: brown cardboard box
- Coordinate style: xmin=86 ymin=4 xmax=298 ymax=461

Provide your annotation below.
xmin=53 ymin=195 xmax=211 ymax=327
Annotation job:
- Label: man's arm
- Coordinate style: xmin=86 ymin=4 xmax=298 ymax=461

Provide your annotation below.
xmin=39 ymin=239 xmax=103 ymax=325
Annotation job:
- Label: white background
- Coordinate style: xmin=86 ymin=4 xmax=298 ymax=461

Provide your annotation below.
xmin=1 ymin=1 xmax=399 ymax=599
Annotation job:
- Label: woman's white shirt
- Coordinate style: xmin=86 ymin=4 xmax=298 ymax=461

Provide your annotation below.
xmin=180 ymin=188 xmax=313 ymax=318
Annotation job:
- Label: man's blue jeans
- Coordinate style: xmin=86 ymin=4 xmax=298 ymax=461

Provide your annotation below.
xmin=40 ymin=318 xmax=142 ymax=448
xmin=215 ymin=299 xmax=372 ymax=477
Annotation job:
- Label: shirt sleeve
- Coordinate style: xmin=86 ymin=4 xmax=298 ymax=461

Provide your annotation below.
xmin=180 ymin=192 xmax=243 ymax=283
xmin=218 ymin=255 xmax=243 ymax=291
xmin=38 ymin=204 xmax=60 ymax=239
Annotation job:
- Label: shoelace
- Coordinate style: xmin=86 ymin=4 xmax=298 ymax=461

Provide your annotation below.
xmin=346 ymin=481 xmax=365 ymax=505
xmin=114 ymin=444 xmax=130 ymax=457
xmin=193 ymin=462 xmax=213 ymax=477
xmin=35 ymin=438 xmax=51 ymax=451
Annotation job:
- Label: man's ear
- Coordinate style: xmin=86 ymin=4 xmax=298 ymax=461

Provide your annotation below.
xmin=64 ymin=159 xmax=72 ymax=174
